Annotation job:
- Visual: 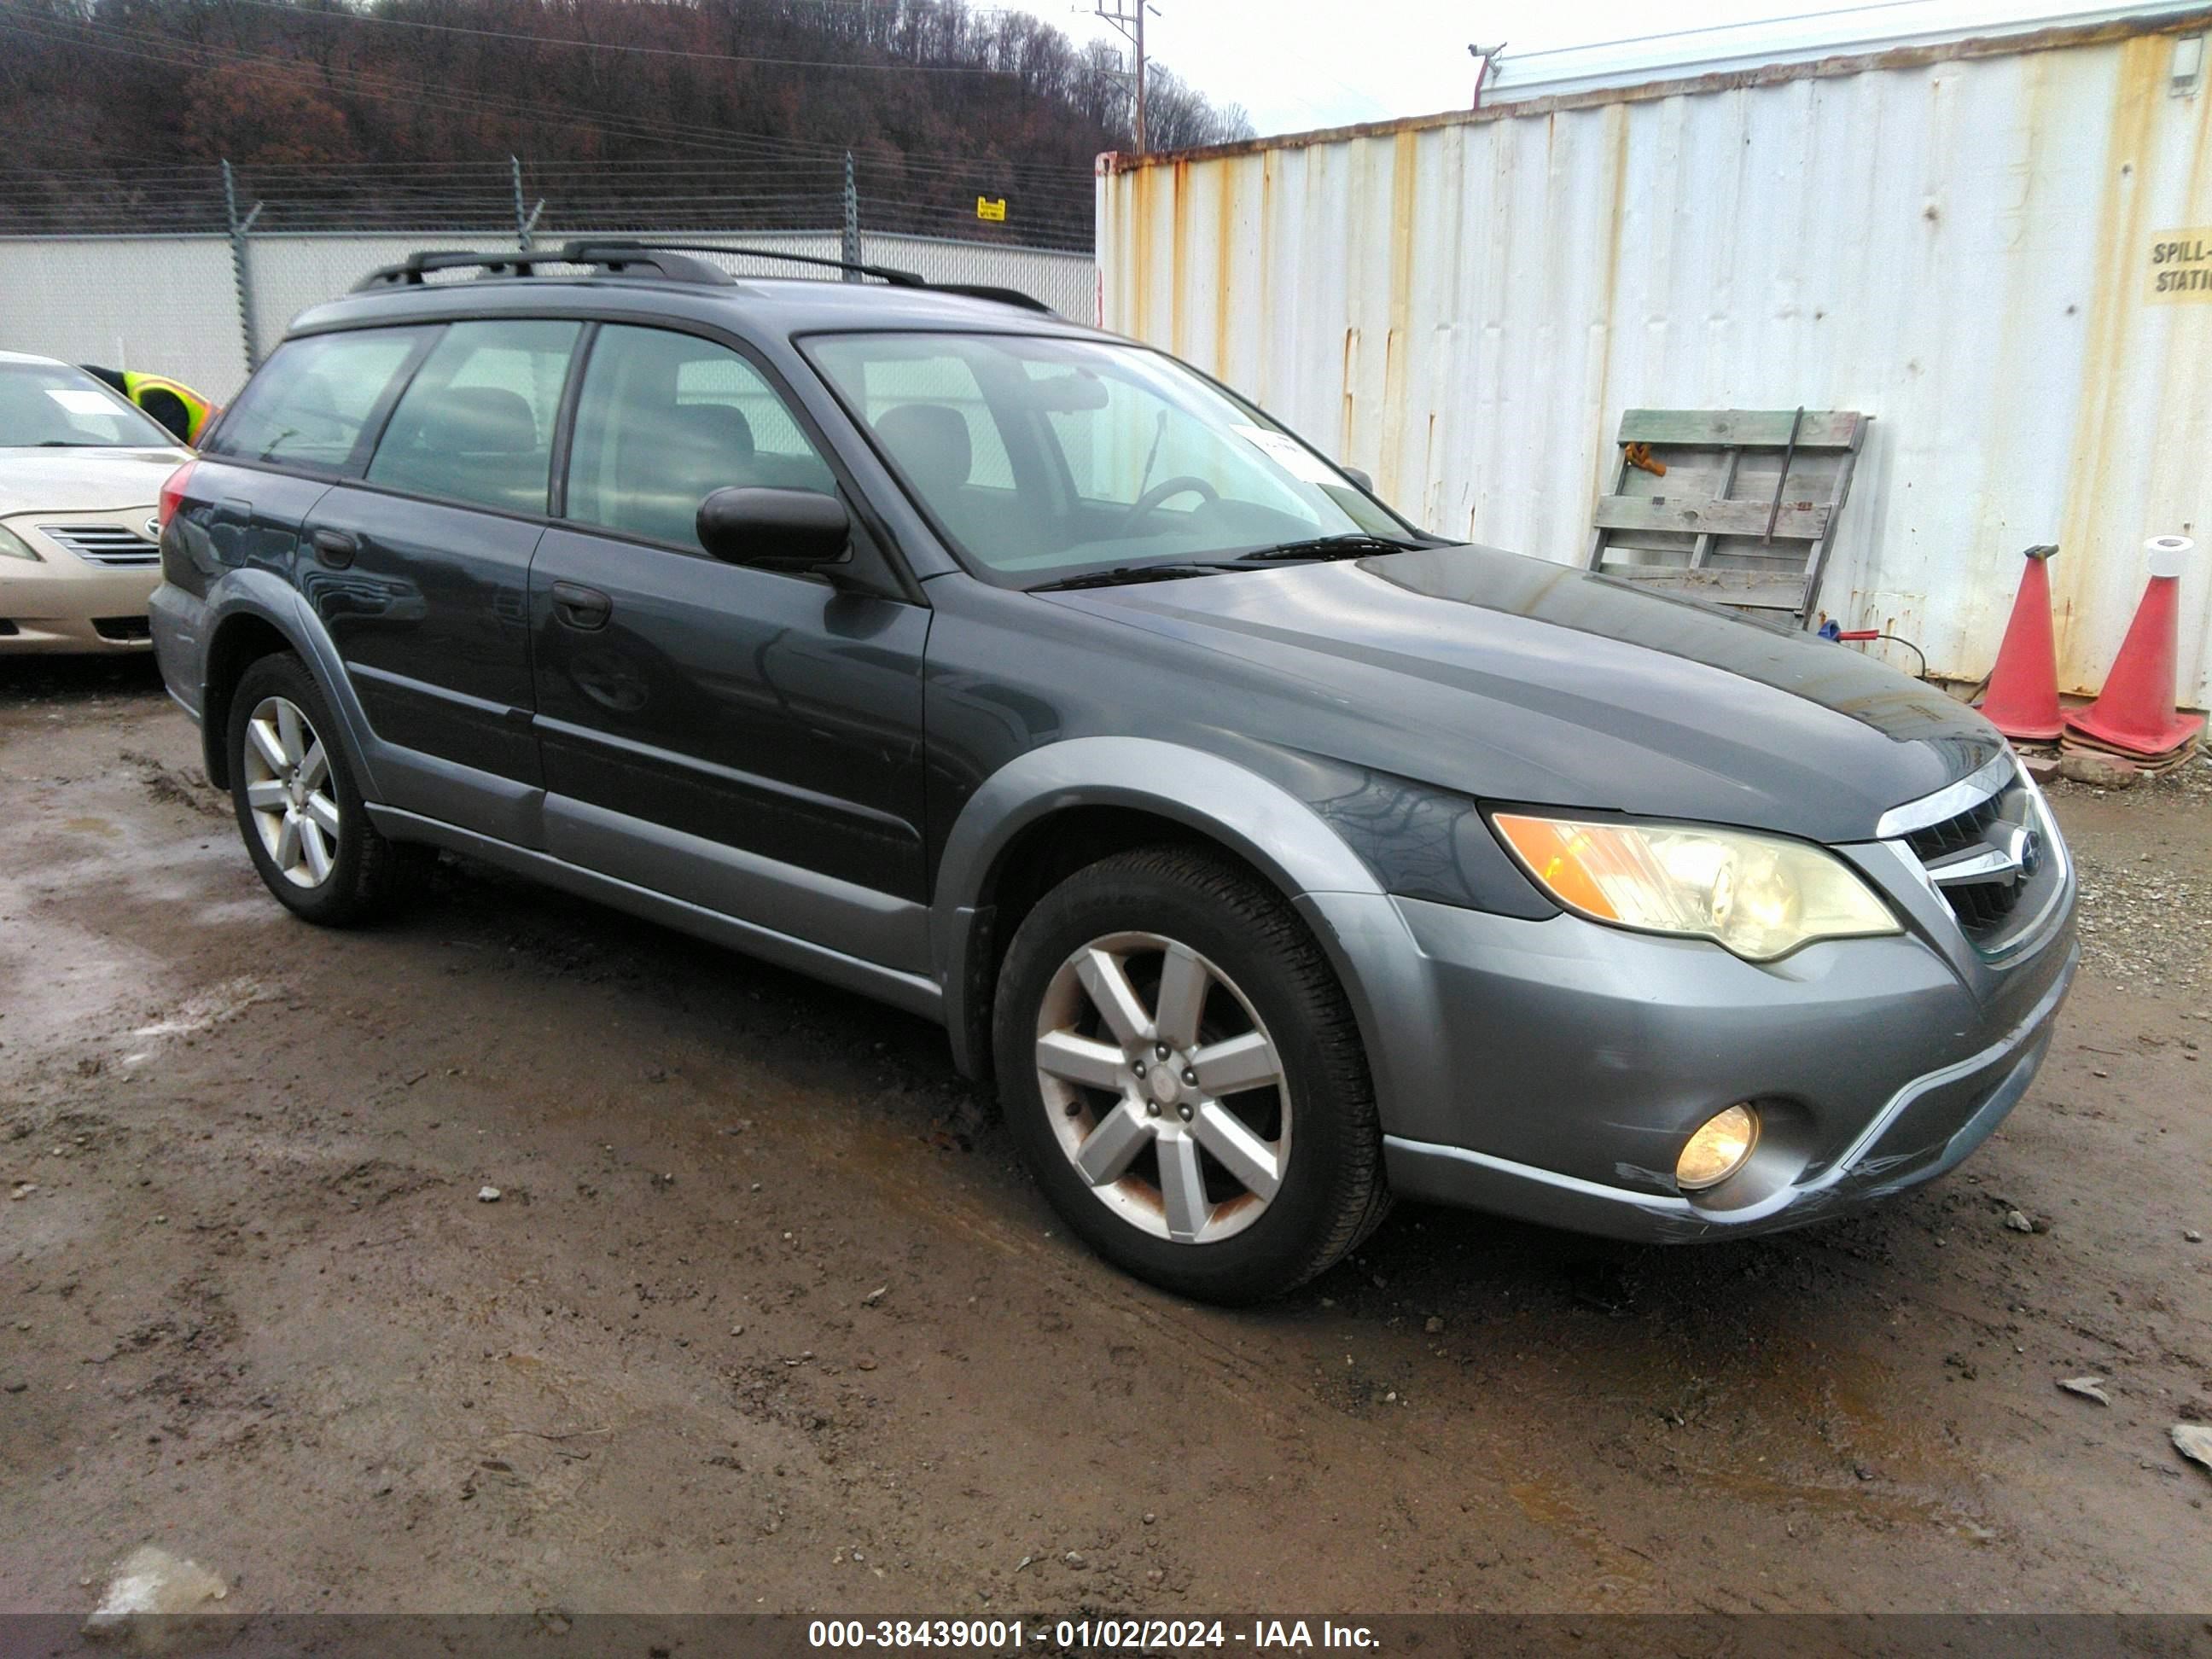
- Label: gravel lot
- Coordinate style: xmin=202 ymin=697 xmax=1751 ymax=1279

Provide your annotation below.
xmin=3 ymin=657 xmax=2209 ymax=1617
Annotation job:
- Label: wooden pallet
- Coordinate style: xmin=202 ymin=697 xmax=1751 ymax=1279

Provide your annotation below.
xmin=1585 ymin=408 xmax=1871 ymax=626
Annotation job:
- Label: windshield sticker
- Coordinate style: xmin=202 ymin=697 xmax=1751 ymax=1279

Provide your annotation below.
xmin=45 ymin=388 xmax=118 ymax=416
xmin=1231 ymin=422 xmax=1337 ymax=485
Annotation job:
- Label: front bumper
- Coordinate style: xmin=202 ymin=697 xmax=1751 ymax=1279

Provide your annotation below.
xmin=1378 ymin=940 xmax=2074 ymax=1242
xmin=1297 ymin=818 xmax=2077 ymax=1243
xmin=0 ymin=514 xmax=160 ymax=654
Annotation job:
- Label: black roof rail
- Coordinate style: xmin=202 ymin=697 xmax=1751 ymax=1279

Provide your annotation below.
xmin=349 ymin=239 xmax=1057 ymax=314
xmin=352 ymin=244 xmax=734 ymax=291
xmin=557 ymin=241 xmax=1057 ymax=312
xmin=560 ymin=238 xmax=928 ymax=288
xmin=923 ymin=282 xmax=1057 ymax=314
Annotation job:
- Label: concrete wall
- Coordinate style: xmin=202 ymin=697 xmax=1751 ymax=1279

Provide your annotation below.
xmin=0 ymin=228 xmax=1096 ymax=402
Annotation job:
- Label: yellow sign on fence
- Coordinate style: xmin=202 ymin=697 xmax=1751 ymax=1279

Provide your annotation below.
xmin=975 ymin=196 xmax=1008 ymax=223
xmin=2148 ymin=227 xmax=2212 ymax=302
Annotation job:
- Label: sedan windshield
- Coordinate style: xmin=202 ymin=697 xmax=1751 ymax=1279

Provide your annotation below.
xmin=805 ymin=332 xmax=1417 ymax=583
xmin=0 ymin=361 xmax=176 ymax=449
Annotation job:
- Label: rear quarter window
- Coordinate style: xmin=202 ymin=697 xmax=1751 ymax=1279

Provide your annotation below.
xmin=205 ymin=329 xmax=429 ymax=473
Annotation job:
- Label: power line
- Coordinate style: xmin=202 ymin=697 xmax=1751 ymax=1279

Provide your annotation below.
xmin=207 ymin=0 xmax=1021 ymax=75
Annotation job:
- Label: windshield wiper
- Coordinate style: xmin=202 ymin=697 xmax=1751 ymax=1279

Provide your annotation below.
xmin=1027 ymin=562 xmax=1237 ymax=592
xmin=35 ymin=439 xmax=106 ymax=447
xmin=1230 ymin=533 xmax=1423 ymax=562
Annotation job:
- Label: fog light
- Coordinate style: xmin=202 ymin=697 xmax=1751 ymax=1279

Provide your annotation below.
xmin=1677 ymin=1103 xmax=1760 ymax=1190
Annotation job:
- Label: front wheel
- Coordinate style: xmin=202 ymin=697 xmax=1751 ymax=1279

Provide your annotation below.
xmin=992 ymin=847 xmax=1388 ymax=1303
xmin=226 ymin=653 xmax=420 ymax=926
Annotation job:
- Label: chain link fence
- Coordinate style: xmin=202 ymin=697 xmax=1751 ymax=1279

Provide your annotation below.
xmin=0 ymin=157 xmax=1097 ymax=401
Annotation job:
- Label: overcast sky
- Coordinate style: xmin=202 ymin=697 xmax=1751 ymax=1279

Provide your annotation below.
xmin=1062 ymin=1 xmax=2165 ymax=137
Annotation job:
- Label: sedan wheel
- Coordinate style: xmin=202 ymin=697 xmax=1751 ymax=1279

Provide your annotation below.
xmin=241 ymin=695 xmax=340 ymax=888
xmin=1035 ymin=931 xmax=1290 ymax=1245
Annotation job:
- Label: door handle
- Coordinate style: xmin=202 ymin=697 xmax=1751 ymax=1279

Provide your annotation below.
xmin=308 ymin=527 xmax=358 ymax=568
xmin=550 ymin=580 xmax=613 ymax=631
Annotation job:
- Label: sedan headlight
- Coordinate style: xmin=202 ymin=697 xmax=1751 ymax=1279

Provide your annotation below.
xmin=1493 ymin=812 xmax=1899 ymax=961
xmin=0 ymin=523 xmax=40 ymax=562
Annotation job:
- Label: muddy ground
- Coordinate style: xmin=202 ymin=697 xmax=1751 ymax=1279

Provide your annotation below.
xmin=2 ymin=656 xmax=2209 ymax=1619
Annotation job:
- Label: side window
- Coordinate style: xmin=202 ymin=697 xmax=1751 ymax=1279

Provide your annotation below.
xmin=365 ymin=320 xmax=579 ymax=514
xmin=204 ymin=329 xmax=427 ymax=472
xmin=565 ymin=326 xmax=836 ymax=553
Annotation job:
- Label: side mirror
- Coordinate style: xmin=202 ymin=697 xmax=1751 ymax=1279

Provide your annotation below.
xmin=1341 ymin=465 xmax=1376 ymax=494
xmin=697 ymin=487 xmax=850 ymax=569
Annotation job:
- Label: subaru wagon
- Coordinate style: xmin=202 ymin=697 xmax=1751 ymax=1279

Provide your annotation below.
xmin=149 ymin=242 xmax=2077 ymax=1302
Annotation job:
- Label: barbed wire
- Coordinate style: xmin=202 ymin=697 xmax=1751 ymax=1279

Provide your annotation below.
xmin=0 ymin=156 xmax=1096 ymax=248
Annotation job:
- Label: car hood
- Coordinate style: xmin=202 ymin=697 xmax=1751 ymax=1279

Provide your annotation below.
xmin=0 ymin=448 xmax=192 ymax=519
xmin=1048 ymin=544 xmax=2007 ymax=845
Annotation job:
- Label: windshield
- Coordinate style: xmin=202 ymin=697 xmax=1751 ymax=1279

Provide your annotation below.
xmin=804 ymin=332 xmax=1417 ymax=582
xmin=0 ymin=361 xmax=176 ymax=450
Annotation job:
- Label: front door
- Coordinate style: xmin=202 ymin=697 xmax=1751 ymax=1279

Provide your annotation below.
xmin=528 ymin=323 xmax=932 ymax=972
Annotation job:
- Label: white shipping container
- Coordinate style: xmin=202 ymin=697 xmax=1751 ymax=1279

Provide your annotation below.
xmin=1096 ymin=11 xmax=2212 ymax=707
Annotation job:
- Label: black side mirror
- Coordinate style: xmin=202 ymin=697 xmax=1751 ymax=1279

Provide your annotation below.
xmin=697 ymin=487 xmax=851 ymax=570
xmin=1341 ymin=466 xmax=1376 ymax=494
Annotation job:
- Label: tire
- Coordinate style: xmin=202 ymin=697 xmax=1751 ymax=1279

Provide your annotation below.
xmin=225 ymin=652 xmax=419 ymax=926
xmin=992 ymin=846 xmax=1389 ymax=1303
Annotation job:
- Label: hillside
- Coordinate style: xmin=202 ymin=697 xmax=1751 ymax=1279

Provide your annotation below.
xmin=0 ymin=0 xmax=1251 ymax=247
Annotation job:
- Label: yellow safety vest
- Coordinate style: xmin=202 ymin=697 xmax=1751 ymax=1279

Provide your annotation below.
xmin=121 ymin=372 xmax=215 ymax=445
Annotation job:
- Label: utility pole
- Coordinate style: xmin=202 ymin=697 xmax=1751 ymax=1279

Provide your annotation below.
xmin=1134 ymin=0 xmax=1145 ymax=155
xmin=1091 ymin=0 xmax=1155 ymax=152
xmin=841 ymin=150 xmax=862 ymax=280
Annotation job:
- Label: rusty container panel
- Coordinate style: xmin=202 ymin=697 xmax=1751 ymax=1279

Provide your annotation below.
xmin=1096 ymin=17 xmax=2212 ymax=707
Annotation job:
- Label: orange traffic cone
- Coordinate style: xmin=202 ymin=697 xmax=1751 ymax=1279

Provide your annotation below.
xmin=1977 ymin=544 xmax=2064 ymax=742
xmin=2065 ymin=537 xmax=2205 ymax=758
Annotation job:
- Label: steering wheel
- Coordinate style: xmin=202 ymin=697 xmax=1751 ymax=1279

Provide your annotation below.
xmin=1115 ymin=474 xmax=1220 ymax=536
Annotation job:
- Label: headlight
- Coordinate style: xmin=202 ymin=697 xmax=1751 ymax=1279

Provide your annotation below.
xmin=0 ymin=523 xmax=39 ymax=562
xmin=1492 ymin=812 xmax=1899 ymax=961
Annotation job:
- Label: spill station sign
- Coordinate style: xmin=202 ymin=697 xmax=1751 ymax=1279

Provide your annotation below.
xmin=2148 ymin=226 xmax=2212 ymax=302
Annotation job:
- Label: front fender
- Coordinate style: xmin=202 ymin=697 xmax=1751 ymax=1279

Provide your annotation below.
xmin=930 ymin=738 xmax=1441 ymax=1121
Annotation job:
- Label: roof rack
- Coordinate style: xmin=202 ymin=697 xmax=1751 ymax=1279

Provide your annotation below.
xmin=351 ymin=239 xmax=1055 ymax=312
xmin=922 ymin=282 xmax=1057 ymax=314
xmin=562 ymin=238 xmax=930 ymax=288
xmin=352 ymin=244 xmax=736 ymax=290
xmin=573 ymin=241 xmax=1057 ymax=311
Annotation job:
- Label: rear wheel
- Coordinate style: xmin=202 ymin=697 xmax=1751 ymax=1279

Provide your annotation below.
xmin=993 ymin=847 xmax=1388 ymax=1303
xmin=226 ymin=653 xmax=419 ymax=925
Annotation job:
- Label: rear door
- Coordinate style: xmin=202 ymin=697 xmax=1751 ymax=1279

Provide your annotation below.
xmin=189 ymin=325 xmax=433 ymax=614
xmin=303 ymin=319 xmax=580 ymax=840
xmin=528 ymin=322 xmax=933 ymax=971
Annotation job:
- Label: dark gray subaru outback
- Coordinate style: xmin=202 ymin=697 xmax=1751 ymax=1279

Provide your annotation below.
xmin=150 ymin=242 xmax=2076 ymax=1302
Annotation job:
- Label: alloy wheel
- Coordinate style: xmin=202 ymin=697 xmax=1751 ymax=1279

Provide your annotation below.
xmin=1033 ymin=931 xmax=1291 ymax=1244
xmin=241 ymin=695 xmax=339 ymax=888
